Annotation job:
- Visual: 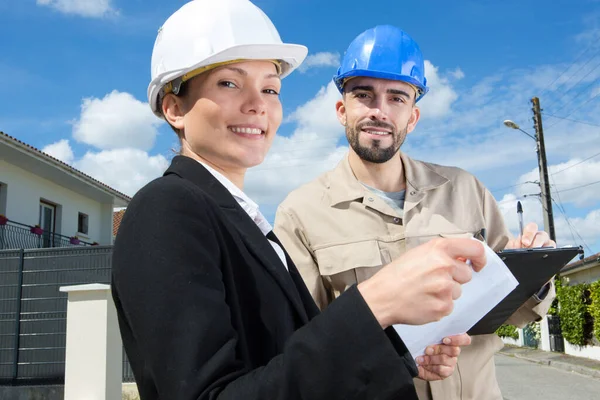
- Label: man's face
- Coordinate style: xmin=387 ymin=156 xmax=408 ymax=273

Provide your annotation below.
xmin=336 ymin=77 xmax=420 ymax=163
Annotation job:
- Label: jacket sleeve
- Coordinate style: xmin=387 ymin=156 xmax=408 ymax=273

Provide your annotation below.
xmin=112 ymin=178 xmax=418 ymax=400
xmin=274 ymin=205 xmax=332 ymax=310
xmin=481 ymin=186 xmax=556 ymax=327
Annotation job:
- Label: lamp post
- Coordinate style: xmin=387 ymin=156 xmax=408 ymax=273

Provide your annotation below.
xmin=503 ymin=115 xmax=556 ymax=242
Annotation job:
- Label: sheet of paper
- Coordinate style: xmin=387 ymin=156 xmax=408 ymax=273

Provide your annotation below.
xmin=393 ymin=241 xmax=519 ymax=359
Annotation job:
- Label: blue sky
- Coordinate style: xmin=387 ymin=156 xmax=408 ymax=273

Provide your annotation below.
xmin=2 ymin=0 xmax=600 ymax=256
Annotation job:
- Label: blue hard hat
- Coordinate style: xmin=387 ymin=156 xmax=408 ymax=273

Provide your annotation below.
xmin=333 ymin=25 xmax=429 ymax=102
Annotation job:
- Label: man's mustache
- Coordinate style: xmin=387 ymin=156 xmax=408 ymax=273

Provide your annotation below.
xmin=356 ymin=120 xmax=395 ymax=133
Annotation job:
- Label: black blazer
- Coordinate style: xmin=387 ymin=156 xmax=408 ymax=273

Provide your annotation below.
xmin=111 ymin=155 xmax=418 ymax=400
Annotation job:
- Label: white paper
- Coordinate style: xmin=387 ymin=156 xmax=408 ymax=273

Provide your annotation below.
xmin=393 ymin=241 xmax=519 ymax=359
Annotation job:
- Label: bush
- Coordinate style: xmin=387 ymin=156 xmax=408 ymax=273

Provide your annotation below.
xmin=496 ymin=324 xmax=519 ymax=340
xmin=589 ymin=281 xmax=600 ymax=341
xmin=558 ymin=282 xmax=593 ymax=346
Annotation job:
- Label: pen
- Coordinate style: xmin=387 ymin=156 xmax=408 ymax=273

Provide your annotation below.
xmin=517 ymin=201 xmax=524 ymax=239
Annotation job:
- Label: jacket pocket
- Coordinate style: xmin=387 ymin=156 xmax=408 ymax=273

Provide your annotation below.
xmin=314 ymin=240 xmax=384 ymax=293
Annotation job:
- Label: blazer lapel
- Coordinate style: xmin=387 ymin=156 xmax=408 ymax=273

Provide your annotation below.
xmin=164 ymin=156 xmax=307 ymax=321
xmin=222 ymin=208 xmax=308 ymax=322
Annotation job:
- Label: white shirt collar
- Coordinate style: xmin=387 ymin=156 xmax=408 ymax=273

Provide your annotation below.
xmin=196 ymin=160 xmax=272 ymax=235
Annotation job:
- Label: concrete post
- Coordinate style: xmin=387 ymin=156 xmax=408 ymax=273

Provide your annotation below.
xmin=540 ymin=316 xmax=551 ymax=351
xmin=60 ymin=284 xmax=122 ymax=400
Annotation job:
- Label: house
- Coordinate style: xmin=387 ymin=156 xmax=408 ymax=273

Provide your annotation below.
xmin=561 ymin=251 xmax=600 ymax=286
xmin=113 ymin=208 xmax=126 ymax=239
xmin=0 ymin=131 xmax=130 ymax=249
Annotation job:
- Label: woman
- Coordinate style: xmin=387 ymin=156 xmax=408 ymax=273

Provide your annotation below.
xmin=111 ymin=1 xmax=482 ymax=399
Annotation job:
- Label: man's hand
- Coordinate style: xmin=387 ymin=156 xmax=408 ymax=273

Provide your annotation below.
xmin=358 ymin=238 xmax=486 ymax=328
xmin=505 ymin=222 xmax=556 ymax=249
xmin=416 ymin=333 xmax=471 ymax=381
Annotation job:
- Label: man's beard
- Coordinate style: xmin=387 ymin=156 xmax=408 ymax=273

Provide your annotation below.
xmin=346 ymin=120 xmax=407 ymax=163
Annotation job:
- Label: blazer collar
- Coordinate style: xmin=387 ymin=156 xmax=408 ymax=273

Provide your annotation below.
xmin=164 ymin=155 xmax=308 ymax=322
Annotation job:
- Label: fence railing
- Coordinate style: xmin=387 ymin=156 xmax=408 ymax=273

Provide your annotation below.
xmin=0 ymin=246 xmax=134 ymax=385
xmin=0 ymin=220 xmax=94 ymax=250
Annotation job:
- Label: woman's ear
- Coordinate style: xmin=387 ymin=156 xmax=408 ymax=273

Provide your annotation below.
xmin=162 ymin=94 xmax=186 ymax=131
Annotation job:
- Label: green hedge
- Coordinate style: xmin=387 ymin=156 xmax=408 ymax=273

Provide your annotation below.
xmin=590 ymin=281 xmax=600 ymax=341
xmin=557 ymin=282 xmax=592 ymax=346
xmin=496 ymin=324 xmax=519 ymax=340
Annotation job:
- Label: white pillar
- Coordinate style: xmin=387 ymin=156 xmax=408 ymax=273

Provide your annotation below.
xmin=60 ymin=284 xmax=122 ymax=400
xmin=540 ymin=316 xmax=551 ymax=351
xmin=517 ymin=328 xmax=525 ymax=347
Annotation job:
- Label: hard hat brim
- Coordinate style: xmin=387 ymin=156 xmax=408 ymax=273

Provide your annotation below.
xmin=334 ymin=69 xmax=429 ymax=100
xmin=148 ymin=43 xmax=308 ymax=118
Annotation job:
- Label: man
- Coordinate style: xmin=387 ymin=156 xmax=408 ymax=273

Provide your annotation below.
xmin=274 ymin=25 xmax=555 ymax=400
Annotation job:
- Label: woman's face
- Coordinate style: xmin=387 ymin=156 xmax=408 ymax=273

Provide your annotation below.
xmin=167 ymin=60 xmax=283 ymax=173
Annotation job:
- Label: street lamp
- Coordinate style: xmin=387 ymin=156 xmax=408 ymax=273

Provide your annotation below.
xmin=503 ymin=120 xmax=537 ymax=141
xmin=502 ymin=118 xmax=556 ymax=242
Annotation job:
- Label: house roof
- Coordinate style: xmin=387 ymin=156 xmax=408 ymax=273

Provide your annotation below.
xmin=113 ymin=209 xmax=126 ymax=236
xmin=0 ymin=131 xmax=131 ymax=205
xmin=562 ymin=251 xmax=600 ymax=274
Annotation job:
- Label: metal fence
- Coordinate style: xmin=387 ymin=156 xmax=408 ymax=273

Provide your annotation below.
xmin=0 ymin=246 xmax=135 ymax=385
xmin=0 ymin=221 xmax=94 ymax=250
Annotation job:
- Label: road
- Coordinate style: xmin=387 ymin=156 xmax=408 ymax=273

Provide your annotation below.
xmin=495 ymin=354 xmax=600 ymax=399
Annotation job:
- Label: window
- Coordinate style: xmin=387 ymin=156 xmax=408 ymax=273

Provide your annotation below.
xmin=39 ymin=201 xmax=56 ymax=248
xmin=78 ymin=212 xmax=89 ymax=235
xmin=0 ymin=183 xmax=6 ymax=216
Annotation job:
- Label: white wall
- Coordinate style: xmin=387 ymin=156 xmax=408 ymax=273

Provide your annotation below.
xmin=0 ymin=160 xmax=112 ymax=244
xmin=563 ymin=265 xmax=600 ymax=286
xmin=564 ymin=341 xmax=600 ymax=362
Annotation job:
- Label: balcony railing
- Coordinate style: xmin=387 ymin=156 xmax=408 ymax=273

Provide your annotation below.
xmin=0 ymin=220 xmax=94 ymax=250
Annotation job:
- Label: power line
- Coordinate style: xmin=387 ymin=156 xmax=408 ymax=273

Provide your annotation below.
xmin=551 ymin=151 xmax=600 ymax=175
xmin=542 ymin=113 xmax=600 ymax=128
xmin=508 ymin=43 xmax=600 ymax=126
xmin=551 ymin=198 xmax=593 ymax=255
xmin=541 ymin=43 xmax=600 ymax=105
xmin=543 ymin=54 xmax=600 ymax=114
xmin=555 ymin=179 xmax=600 ymax=194
xmin=545 ymin=82 xmax=600 ymax=129
xmin=550 ymin=173 xmax=578 ymax=246
xmin=490 ymin=181 xmax=538 ymax=194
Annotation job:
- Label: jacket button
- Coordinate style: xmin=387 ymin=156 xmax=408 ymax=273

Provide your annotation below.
xmin=393 ymin=217 xmax=401 ymax=224
xmin=368 ymin=197 xmax=374 ymax=202
xmin=410 ymin=191 xmax=416 ymax=195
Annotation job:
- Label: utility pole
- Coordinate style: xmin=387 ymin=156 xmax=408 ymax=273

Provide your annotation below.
xmin=531 ymin=97 xmax=556 ymax=243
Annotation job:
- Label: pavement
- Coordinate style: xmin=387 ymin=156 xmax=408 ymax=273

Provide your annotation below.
xmin=499 ymin=344 xmax=600 ymax=379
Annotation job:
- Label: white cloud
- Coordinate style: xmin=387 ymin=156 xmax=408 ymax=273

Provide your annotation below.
xmin=450 ymin=68 xmax=465 ymax=80
xmin=72 ymin=90 xmax=162 ymax=152
xmin=417 ymin=61 xmax=459 ymax=119
xmin=515 ymin=159 xmax=600 ymax=207
xmin=74 ymin=148 xmax=170 ymax=197
xmin=36 ymin=0 xmax=117 ymax=18
xmin=42 ymin=139 xmax=74 ymax=165
xmin=246 ymin=82 xmax=345 ymax=207
xmin=298 ymin=52 xmax=340 ymax=73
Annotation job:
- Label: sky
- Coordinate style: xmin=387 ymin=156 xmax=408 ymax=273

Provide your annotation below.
xmin=1 ymin=0 xmax=600 ymax=257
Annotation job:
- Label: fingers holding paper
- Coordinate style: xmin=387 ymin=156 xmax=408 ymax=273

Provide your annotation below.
xmin=357 ymin=238 xmax=486 ymax=328
xmin=416 ymin=334 xmax=472 ymax=381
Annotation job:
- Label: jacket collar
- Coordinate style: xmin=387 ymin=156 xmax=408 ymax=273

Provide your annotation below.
xmin=328 ymin=151 xmax=449 ymax=207
xmin=164 ymin=155 xmax=308 ymax=323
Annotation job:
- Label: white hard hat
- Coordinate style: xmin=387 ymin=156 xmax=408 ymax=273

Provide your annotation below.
xmin=148 ymin=0 xmax=308 ymax=118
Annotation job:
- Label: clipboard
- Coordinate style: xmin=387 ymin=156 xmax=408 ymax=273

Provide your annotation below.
xmin=467 ymin=246 xmax=583 ymax=336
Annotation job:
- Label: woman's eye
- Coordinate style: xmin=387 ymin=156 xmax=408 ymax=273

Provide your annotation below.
xmin=219 ymin=81 xmax=237 ymax=89
xmin=264 ymin=88 xmax=279 ymax=95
